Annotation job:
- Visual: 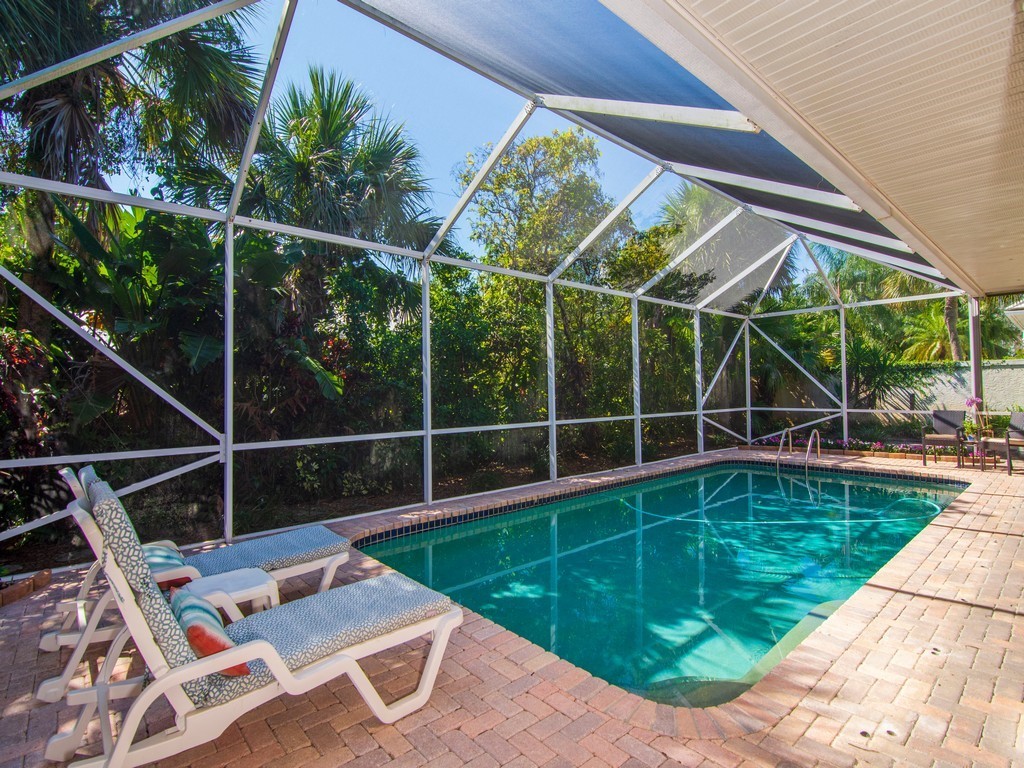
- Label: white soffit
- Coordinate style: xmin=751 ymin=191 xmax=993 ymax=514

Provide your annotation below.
xmin=599 ymin=0 xmax=1023 ymax=297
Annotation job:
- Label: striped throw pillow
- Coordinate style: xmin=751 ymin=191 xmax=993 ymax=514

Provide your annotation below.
xmin=169 ymin=589 xmax=250 ymax=676
xmin=143 ymin=545 xmax=192 ymax=589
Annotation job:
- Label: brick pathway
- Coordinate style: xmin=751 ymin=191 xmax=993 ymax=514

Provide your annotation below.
xmin=1 ymin=450 xmax=1022 ymax=767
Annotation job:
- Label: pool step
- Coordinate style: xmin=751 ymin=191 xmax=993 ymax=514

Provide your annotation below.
xmin=642 ymin=598 xmax=844 ymax=708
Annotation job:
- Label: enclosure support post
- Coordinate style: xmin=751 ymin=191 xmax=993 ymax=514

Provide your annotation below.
xmin=546 ymin=283 xmax=558 ymax=480
xmin=695 ymin=311 xmax=704 ymax=453
xmin=744 ymin=320 xmax=751 ymax=445
xmin=968 ymin=296 xmax=983 ymax=403
xmin=840 ymin=306 xmax=848 ymax=443
xmin=422 ymin=261 xmax=433 ymax=505
xmin=223 ymin=222 xmax=235 ymax=542
xmin=631 ymin=297 xmax=642 ymax=465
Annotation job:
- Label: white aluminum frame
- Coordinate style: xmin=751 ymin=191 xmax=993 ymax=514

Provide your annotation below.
xmin=631 ymin=297 xmax=642 ymax=465
xmin=549 ymin=166 xmax=664 ymax=281
xmin=748 ymin=321 xmax=842 ymax=407
xmin=748 ymin=207 xmax=912 ymax=253
xmin=421 ymin=260 xmax=433 ymax=503
xmin=537 ymin=95 xmax=759 ymax=133
xmin=545 ymin=282 xmax=557 ymax=481
xmin=423 ymin=101 xmax=536 ymax=260
xmin=668 ymin=164 xmax=860 ymax=211
xmin=226 ymin=0 xmax=298 ymax=219
xmin=701 ymin=321 xmax=746 ymax=406
xmin=0 ymin=264 xmax=221 ymax=439
xmin=696 ymin=236 xmax=796 ymax=310
xmin=0 ymin=171 xmax=226 ymax=221
xmin=799 ymin=233 xmax=944 ymax=280
xmin=635 ymin=206 xmax=743 ymax=296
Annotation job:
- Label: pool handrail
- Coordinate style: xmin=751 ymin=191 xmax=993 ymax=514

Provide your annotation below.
xmin=775 ymin=428 xmax=794 ymax=472
xmin=805 ymin=429 xmax=821 ymax=477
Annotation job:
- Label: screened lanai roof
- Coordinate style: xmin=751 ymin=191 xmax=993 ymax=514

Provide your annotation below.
xmin=2 ymin=0 xmax=1015 ymax=297
xmin=343 ymin=0 xmax=964 ymax=290
xmin=342 ymin=0 xmax=1024 ymax=297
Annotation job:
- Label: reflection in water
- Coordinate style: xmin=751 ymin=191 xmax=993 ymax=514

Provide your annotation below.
xmin=366 ymin=468 xmax=959 ymax=706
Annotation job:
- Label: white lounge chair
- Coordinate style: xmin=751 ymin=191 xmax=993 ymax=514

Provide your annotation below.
xmin=37 ymin=465 xmax=351 ymax=703
xmin=46 ymin=481 xmax=462 ymax=767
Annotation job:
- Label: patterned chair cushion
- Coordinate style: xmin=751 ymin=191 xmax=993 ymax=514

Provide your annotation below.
xmin=200 ymin=660 xmax=275 ymax=707
xmin=201 ymin=573 xmax=451 ymax=708
xmin=87 ymin=482 xmax=213 ymax=705
xmin=144 ymin=545 xmax=185 ymax=570
xmin=184 ymin=525 xmax=350 ymax=577
xmin=89 ymin=482 xmax=154 ymax=594
xmin=225 ymin=572 xmax=451 ymax=671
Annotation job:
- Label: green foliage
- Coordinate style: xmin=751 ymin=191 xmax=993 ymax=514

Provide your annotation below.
xmin=460 ymin=128 xmax=616 ymax=274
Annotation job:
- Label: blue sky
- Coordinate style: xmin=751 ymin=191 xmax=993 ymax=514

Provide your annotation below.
xmin=241 ymin=0 xmax=674 ymax=247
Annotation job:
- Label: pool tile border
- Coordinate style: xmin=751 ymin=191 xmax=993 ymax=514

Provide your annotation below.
xmin=347 ymin=454 xmax=968 ymax=550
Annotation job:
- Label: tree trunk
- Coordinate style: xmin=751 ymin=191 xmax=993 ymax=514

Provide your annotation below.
xmin=944 ymin=295 xmax=965 ymax=361
xmin=14 ymin=191 xmax=58 ymax=450
xmin=18 ymin=191 xmax=57 ymax=344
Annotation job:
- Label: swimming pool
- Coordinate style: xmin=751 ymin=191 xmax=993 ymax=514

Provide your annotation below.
xmin=364 ymin=464 xmax=962 ymax=706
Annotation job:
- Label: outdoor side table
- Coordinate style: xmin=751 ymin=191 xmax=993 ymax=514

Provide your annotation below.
xmin=181 ymin=567 xmax=280 ymax=621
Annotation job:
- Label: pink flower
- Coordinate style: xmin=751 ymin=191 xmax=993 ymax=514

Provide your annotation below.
xmin=965 ymin=396 xmax=983 ymax=408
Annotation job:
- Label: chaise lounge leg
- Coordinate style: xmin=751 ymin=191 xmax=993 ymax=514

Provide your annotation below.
xmin=45 ymin=625 xmax=134 ymax=763
xmin=317 ymin=553 xmax=347 ymax=592
xmin=66 ymin=610 xmax=463 ymax=768
xmin=41 ymin=561 xmax=104 ymax=652
xmin=37 ymin=589 xmax=117 ymax=703
xmin=343 ymin=609 xmax=462 ymax=724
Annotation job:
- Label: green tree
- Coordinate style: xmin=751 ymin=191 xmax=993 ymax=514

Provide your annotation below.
xmin=2 ymin=1 xmax=258 ymax=328
xmin=903 ymin=303 xmax=960 ymax=361
xmin=461 ymin=129 xmax=624 ymax=418
xmin=978 ymin=297 xmax=1024 ymax=359
xmin=459 ymin=128 xmax=617 ymax=274
xmin=225 ymin=68 xmax=438 ymax=441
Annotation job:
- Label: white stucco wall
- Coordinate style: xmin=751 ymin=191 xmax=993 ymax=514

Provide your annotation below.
xmin=918 ymin=360 xmax=1024 ymax=411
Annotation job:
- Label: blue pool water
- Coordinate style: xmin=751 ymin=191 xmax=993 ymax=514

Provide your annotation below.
xmin=364 ymin=465 xmax=961 ymax=705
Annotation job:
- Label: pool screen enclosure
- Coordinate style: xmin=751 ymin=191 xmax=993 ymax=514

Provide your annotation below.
xmin=0 ymin=0 xmax=989 ymax=547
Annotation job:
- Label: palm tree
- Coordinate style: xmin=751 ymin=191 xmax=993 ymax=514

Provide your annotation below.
xmin=903 ymin=303 xmax=958 ymax=361
xmin=246 ymin=68 xmax=431 ymax=243
xmin=214 ymin=67 xmax=444 ymax=440
xmin=234 ymin=67 xmax=436 ymax=326
xmin=812 ymin=244 xmax=965 ymax=360
xmin=2 ymin=0 xmax=258 ymax=336
xmin=879 ymin=267 xmax=964 ymax=361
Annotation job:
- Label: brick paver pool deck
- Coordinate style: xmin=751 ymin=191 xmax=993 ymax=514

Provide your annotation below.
xmin=2 ymin=450 xmax=1022 ymax=767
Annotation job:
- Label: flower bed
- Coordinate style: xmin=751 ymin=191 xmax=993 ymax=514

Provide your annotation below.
xmin=749 ymin=435 xmax=962 ymax=457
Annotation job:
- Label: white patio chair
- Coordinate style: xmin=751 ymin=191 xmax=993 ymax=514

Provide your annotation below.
xmin=37 ymin=465 xmax=351 ymax=703
xmin=46 ymin=482 xmax=461 ymax=768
